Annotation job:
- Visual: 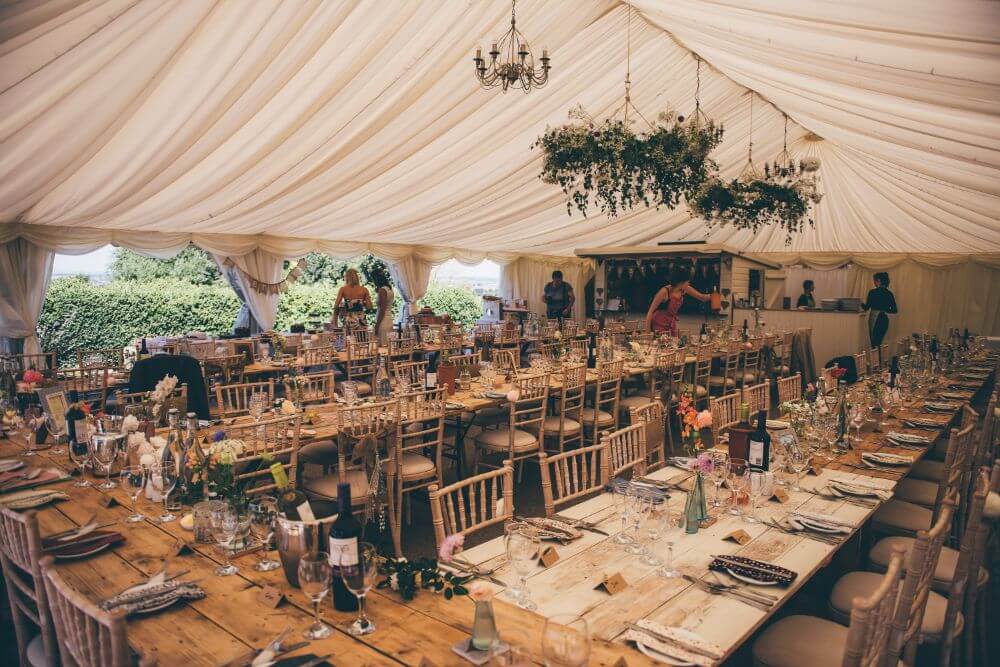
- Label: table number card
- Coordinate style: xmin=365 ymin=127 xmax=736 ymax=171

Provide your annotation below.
xmin=724 ymin=529 xmax=753 ymax=545
xmin=771 ymin=487 xmax=791 ymax=503
xmin=539 ymin=545 xmax=559 ymax=567
xmin=594 ymin=572 xmax=627 ymax=595
xmin=257 ymin=585 xmax=285 ymax=609
xmin=98 ymin=495 xmax=118 ymax=508
xmin=170 ymin=539 xmax=194 ymax=557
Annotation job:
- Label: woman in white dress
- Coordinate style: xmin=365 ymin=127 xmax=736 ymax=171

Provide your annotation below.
xmin=372 ymin=270 xmax=395 ymax=345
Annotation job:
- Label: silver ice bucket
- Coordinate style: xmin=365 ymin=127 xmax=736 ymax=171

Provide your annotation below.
xmin=275 ymin=511 xmax=339 ymax=588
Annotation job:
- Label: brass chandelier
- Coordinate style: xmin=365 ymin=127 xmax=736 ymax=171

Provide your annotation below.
xmin=473 ymin=0 xmax=551 ymax=93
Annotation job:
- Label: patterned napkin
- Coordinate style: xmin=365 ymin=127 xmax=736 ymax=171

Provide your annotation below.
xmin=861 ymin=452 xmax=912 ymax=466
xmin=624 ymin=619 xmax=723 ymax=666
xmin=790 ymin=510 xmax=855 ymax=530
xmin=517 ymin=516 xmax=582 ymax=541
xmin=0 ymin=489 xmax=69 ymax=510
xmin=100 ymin=577 xmax=205 ymax=616
xmin=42 ymin=529 xmax=125 ymax=558
xmin=708 ymin=555 xmax=797 ymax=586
xmin=886 ymin=431 xmax=931 ymax=446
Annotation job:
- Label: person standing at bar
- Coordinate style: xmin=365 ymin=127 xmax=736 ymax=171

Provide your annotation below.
xmin=862 ymin=272 xmax=897 ymax=347
xmin=644 ymin=266 xmax=711 ymax=336
xmin=542 ymin=270 xmax=574 ymax=320
xmin=796 ymin=280 xmax=816 ymax=309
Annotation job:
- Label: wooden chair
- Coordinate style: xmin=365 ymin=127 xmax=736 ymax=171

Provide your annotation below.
xmin=429 ymin=462 xmax=514 ymax=551
xmin=538 ymin=442 xmax=609 ymax=518
xmin=708 ymin=341 xmax=740 ymax=399
xmin=215 ymin=379 xmax=274 ymax=418
xmin=112 ymin=384 xmax=187 ymax=424
xmin=222 ymin=414 xmax=301 ymax=497
xmin=388 ymin=335 xmax=417 ymax=360
xmin=76 ymin=348 xmax=124 ymax=369
xmin=390 ymin=389 xmax=447 ymax=556
xmin=879 ymin=343 xmax=890 ymax=369
xmin=284 ymin=371 xmax=335 ymax=405
xmin=629 ymin=400 xmax=667 ymax=470
xmin=664 ymin=347 xmax=690 ymax=451
xmin=740 ymin=337 xmax=763 ymax=388
xmin=752 ymin=546 xmax=907 ymax=667
xmin=854 ymin=350 xmax=869 ymax=379
xmin=776 ymin=373 xmax=802 ymax=407
xmin=448 ymin=351 xmax=482 ymax=377
xmin=345 ymin=340 xmax=378 ymax=395
xmin=348 ymin=328 xmax=372 ymax=344
xmin=202 ymin=354 xmax=247 ymax=388
xmin=183 ymin=339 xmax=217 ymax=360
xmin=6 ymin=352 xmax=57 ymax=374
xmin=492 ymin=347 xmax=520 ymax=376
xmin=39 ymin=556 xmax=132 ymax=667
xmin=582 ymin=359 xmax=623 ymax=444
xmin=473 ymin=373 xmax=549 ymax=475
xmin=392 ymin=359 xmax=428 ymax=390
xmin=61 ymin=366 xmax=110 ymax=410
xmin=440 ymin=332 xmax=465 ymax=356
xmin=0 ymin=508 xmax=58 ymax=667
xmin=542 ymin=363 xmax=586 ymax=454
xmin=300 ymin=345 xmax=336 ymax=372
xmin=710 ymin=391 xmax=741 ymax=445
xmin=619 ymin=348 xmax=673 ymax=420
xmin=778 ymin=331 xmax=795 ymax=377
xmin=602 ymin=422 xmax=646 ymax=478
xmin=742 ymin=379 xmax=770 ymax=417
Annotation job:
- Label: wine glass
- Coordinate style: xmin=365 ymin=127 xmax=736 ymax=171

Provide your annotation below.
xmin=745 ymin=471 xmax=770 ymax=524
xmin=119 ymin=465 xmax=146 ymax=522
xmin=727 ymin=458 xmax=749 ymax=516
xmin=248 ymin=391 xmax=266 ymax=423
xmin=609 ymin=482 xmax=632 ymax=545
xmin=640 ymin=496 xmax=667 ymax=567
xmin=249 ymin=496 xmax=280 ymax=572
xmin=299 ymin=552 xmax=333 ymax=639
xmin=541 ymin=614 xmax=590 ymax=667
xmin=89 ymin=434 xmax=118 ymax=489
xmin=625 ymin=489 xmax=649 ymax=555
xmin=506 ymin=528 xmax=539 ymax=611
xmin=709 ymin=450 xmax=729 ymax=507
xmin=785 ymin=444 xmax=810 ymax=492
xmin=69 ymin=435 xmax=92 ymax=487
xmin=340 ymin=542 xmax=377 ymax=636
xmin=657 ymin=500 xmax=683 ymax=578
xmin=149 ymin=464 xmax=178 ymax=523
xmin=45 ymin=415 xmax=64 ymax=455
xmin=210 ymin=506 xmax=240 ymax=576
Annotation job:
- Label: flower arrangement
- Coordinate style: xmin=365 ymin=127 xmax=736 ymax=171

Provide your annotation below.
xmin=376 ymin=556 xmax=473 ymax=601
xmin=186 ymin=436 xmax=249 ymax=502
xmin=22 ymin=369 xmax=44 ymax=385
xmin=676 ymin=386 xmax=712 ymax=454
xmin=534 ymin=107 xmax=724 ymax=218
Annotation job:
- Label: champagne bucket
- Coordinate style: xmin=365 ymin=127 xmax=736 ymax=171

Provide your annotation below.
xmin=275 ymin=512 xmax=338 ymax=587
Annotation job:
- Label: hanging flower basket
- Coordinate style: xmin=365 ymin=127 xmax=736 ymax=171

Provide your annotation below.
xmin=534 ymin=107 xmax=724 ymax=218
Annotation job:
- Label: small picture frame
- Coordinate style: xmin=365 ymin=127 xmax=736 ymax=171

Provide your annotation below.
xmin=36 ymin=386 xmax=69 ymax=436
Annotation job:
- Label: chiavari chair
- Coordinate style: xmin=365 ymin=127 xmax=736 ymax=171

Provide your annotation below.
xmin=429 ymin=462 xmax=514 ymax=552
xmin=60 ymin=366 xmax=110 ymax=410
xmin=392 ymin=359 xmax=427 ymax=391
xmin=778 ymin=331 xmax=795 ymax=377
xmin=538 ymin=442 xmax=609 ymax=518
xmin=775 ymin=373 xmax=802 ymax=407
xmin=223 ymin=414 xmax=302 ymax=497
xmin=710 ymin=392 xmax=741 ymax=445
xmin=496 ymin=325 xmax=519 ymax=349
xmin=581 ymin=359 xmax=623 ymax=444
xmin=440 ymin=331 xmax=465 ymax=356
xmin=561 ymin=320 xmax=580 ymax=338
xmin=853 ymin=350 xmax=869 ymax=379
xmin=215 ymin=379 xmax=274 ymax=418
xmin=629 ymin=400 xmax=666 ymax=470
xmin=752 ymin=546 xmax=907 ymax=667
xmin=112 ymin=384 xmax=187 ymax=424
xmin=602 ymin=422 xmax=647 ymax=478
xmin=40 ymin=556 xmax=136 ymax=667
xmin=879 ymin=343 xmax=890 ymax=368
xmin=619 ymin=348 xmax=673 ymax=421
xmin=540 ymin=322 xmax=558 ymax=340
xmin=76 ymin=347 xmax=124 ymax=369
xmin=742 ymin=379 xmax=770 ymax=417
xmin=707 ymin=341 xmax=739 ymax=400
xmin=344 ymin=340 xmax=378 ymax=396
xmin=6 ymin=352 xmax=57 ymax=374
xmin=492 ymin=347 xmax=520 ymax=376
xmin=740 ymin=337 xmax=763 ymax=388
xmin=0 ymin=509 xmax=58 ymax=667
xmin=284 ymin=371 xmax=335 ymax=405
xmin=390 ymin=389 xmax=447 ymax=557
xmin=388 ymin=335 xmax=417 ymax=360
xmin=473 ymin=373 xmax=548 ymax=476
xmin=183 ymin=339 xmax=217 ymax=360
xmin=348 ymin=328 xmax=372 ymax=344
xmin=542 ymin=363 xmax=586 ymax=453
xmin=448 ymin=351 xmax=481 ymax=377
xmin=300 ymin=344 xmax=336 ymax=372
xmin=202 ymin=354 xmax=246 ymax=389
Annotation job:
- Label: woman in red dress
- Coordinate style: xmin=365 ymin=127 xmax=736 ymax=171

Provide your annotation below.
xmin=644 ymin=266 xmax=711 ymax=335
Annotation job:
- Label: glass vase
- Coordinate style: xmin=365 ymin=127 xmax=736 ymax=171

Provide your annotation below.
xmin=470 ymin=600 xmax=499 ymax=651
xmin=684 ymin=472 xmax=708 ymax=534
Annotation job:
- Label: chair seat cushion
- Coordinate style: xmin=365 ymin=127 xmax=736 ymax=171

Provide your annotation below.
xmin=476 ymin=428 xmax=538 ymax=452
xmin=708 ymin=375 xmax=736 ymax=388
xmin=909 ymin=459 xmax=945 ymax=482
xmin=619 ymin=395 xmax=651 ymax=411
xmin=303 ymin=468 xmax=368 ymax=501
xmin=694 ymin=385 xmax=708 ymax=398
xmin=829 ymin=571 xmax=961 ymax=642
xmin=893 ymin=477 xmax=939 ymax=507
xmin=399 ymin=452 xmax=436 ymax=478
xmin=752 ymin=615 xmax=850 ymax=667
xmin=580 ymin=407 xmax=615 ymax=427
xmin=338 ymin=381 xmax=371 ymax=396
xmin=871 ymin=499 xmax=933 ymax=537
xmin=869 ymin=536 xmax=989 ymax=594
xmin=742 ymin=372 xmax=758 ymax=383
xmin=298 ymin=439 xmax=338 ymax=464
xmin=542 ymin=416 xmax=581 ymax=434
xmin=26 ymin=634 xmax=46 ymax=667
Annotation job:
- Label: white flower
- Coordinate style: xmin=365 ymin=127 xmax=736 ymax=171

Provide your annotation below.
xmin=121 ymin=414 xmax=139 ymax=433
xmin=150 ymin=374 xmax=179 ymax=404
xmin=389 ymin=573 xmax=399 ymax=591
xmin=149 ymin=436 xmax=167 ymax=453
xmin=280 ymin=399 xmax=297 ymax=416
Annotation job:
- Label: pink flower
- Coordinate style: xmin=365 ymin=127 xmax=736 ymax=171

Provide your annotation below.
xmin=22 ymin=369 xmax=43 ymax=384
xmin=696 ymin=453 xmax=715 ymax=474
xmin=468 ymin=581 xmax=494 ymax=602
xmin=505 ymin=389 xmax=520 ymax=403
xmin=678 ymin=395 xmax=691 ymax=410
xmin=695 ymin=410 xmax=713 ymax=429
xmin=438 ymin=533 xmax=464 ymax=562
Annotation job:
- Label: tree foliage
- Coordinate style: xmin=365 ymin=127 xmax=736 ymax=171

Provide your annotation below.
xmin=417 ymin=285 xmax=482 ymax=328
xmin=110 ymin=245 xmax=221 ymax=284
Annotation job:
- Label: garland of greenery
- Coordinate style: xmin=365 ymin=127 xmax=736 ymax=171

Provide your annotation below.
xmin=376 ymin=557 xmax=473 ymax=601
xmin=533 ymin=107 xmax=724 ymax=218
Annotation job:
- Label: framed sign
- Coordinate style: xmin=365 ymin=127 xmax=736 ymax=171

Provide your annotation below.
xmin=36 ymin=386 xmax=69 ymax=436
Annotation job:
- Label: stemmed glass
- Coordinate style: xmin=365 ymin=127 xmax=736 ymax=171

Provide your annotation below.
xmin=210 ymin=506 xmax=240 ymax=576
xmin=784 ymin=444 xmax=810 ymax=492
xmin=640 ymin=497 xmax=667 ymax=566
xmin=69 ymin=435 xmax=92 ymax=487
xmin=610 ymin=482 xmax=632 ymax=545
xmin=727 ymin=459 xmax=748 ymax=516
xmin=119 ymin=465 xmax=146 ymax=522
xmin=657 ymin=500 xmax=683 ymax=578
xmin=745 ymin=471 xmax=770 ymax=524
xmin=506 ymin=528 xmax=539 ymax=611
xmin=298 ymin=552 xmax=333 ymax=639
xmin=625 ymin=490 xmax=649 ymax=555
xmin=90 ymin=435 xmax=118 ymax=489
xmin=341 ymin=542 xmax=378 ymax=636
xmin=249 ymin=496 xmax=280 ymax=572
xmin=45 ymin=415 xmax=64 ymax=455
xmin=709 ymin=450 xmax=729 ymax=507
xmin=149 ymin=464 xmax=178 ymax=523
xmin=248 ymin=391 xmax=267 ymax=423
xmin=542 ymin=614 xmax=591 ymax=667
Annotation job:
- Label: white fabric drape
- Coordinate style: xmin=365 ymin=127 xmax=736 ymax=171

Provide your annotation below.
xmin=387 ymin=254 xmax=433 ymax=322
xmin=500 ymin=257 xmax=594 ymax=321
xmin=0 ymin=237 xmax=54 ymax=354
xmin=212 ymin=249 xmax=285 ymax=332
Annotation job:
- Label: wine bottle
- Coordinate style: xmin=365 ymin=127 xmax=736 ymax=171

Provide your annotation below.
xmin=741 ymin=319 xmax=749 ymax=342
xmin=329 ymin=482 xmax=360 ymax=611
xmin=748 ymin=410 xmax=771 ymax=472
xmin=139 ymin=337 xmax=149 ymax=359
xmin=587 ymin=331 xmax=597 ymax=368
xmin=375 ymin=355 xmax=392 ymax=399
xmin=727 ymin=403 xmax=753 ymax=463
xmin=270 ymin=462 xmax=313 ymax=521
xmin=699 ymin=323 xmax=708 ymax=343
xmin=161 ymin=409 xmax=183 ymax=476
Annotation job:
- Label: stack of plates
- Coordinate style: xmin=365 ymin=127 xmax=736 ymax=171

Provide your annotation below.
xmin=820 ymin=299 xmax=839 ymax=311
xmin=838 ymin=298 xmax=862 ymax=312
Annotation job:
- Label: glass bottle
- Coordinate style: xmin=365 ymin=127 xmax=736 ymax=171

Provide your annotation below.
xmin=470 ymin=599 xmax=499 ymax=651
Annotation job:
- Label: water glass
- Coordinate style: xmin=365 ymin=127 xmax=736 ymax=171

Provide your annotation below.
xmin=506 ymin=528 xmax=539 ymax=611
xmin=249 ymin=496 xmax=280 ymax=572
xmin=727 ymin=459 xmax=749 ymax=516
xmin=150 ymin=465 xmax=178 ymax=523
xmin=298 ymin=552 xmax=333 ymax=639
xmin=610 ymin=483 xmax=632 ymax=545
xmin=248 ymin=391 xmax=267 ymax=423
xmin=745 ymin=471 xmax=770 ymax=524
xmin=640 ymin=497 xmax=667 ymax=566
xmin=210 ymin=506 xmax=241 ymax=576
xmin=69 ymin=436 xmax=92 ymax=487
xmin=709 ymin=450 xmax=729 ymax=507
xmin=657 ymin=501 xmax=683 ymax=578
xmin=625 ymin=490 xmax=649 ymax=555
xmin=785 ymin=445 xmax=809 ymax=492
xmin=119 ymin=465 xmax=146 ymax=522
xmin=341 ymin=542 xmax=378 ymax=636
xmin=541 ymin=614 xmax=590 ymax=667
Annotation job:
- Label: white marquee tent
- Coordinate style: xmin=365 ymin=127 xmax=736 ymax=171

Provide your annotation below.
xmin=1 ymin=0 xmax=998 ymax=352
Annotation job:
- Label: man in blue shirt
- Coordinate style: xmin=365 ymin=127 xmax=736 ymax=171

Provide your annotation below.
xmin=542 ymin=270 xmax=574 ymax=320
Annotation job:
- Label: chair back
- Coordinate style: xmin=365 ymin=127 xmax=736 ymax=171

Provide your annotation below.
xmin=493 ymin=348 xmax=520 ymax=375
xmin=0 ymin=509 xmax=57 ymax=666
xmin=388 ymin=335 xmax=417 ymax=359
xmin=448 ymin=352 xmax=482 ymax=377
xmin=440 ymin=332 xmax=464 ymax=355
xmin=719 ymin=341 xmax=742 ymax=387
xmin=666 ymin=348 xmax=688 ymax=405
xmin=215 ymin=380 xmax=274 ymax=418
xmin=742 ymin=379 xmax=770 ymax=416
xmin=547 ymin=363 xmax=586 ymax=452
xmin=346 ymin=340 xmax=378 ymax=384
xmin=392 ymin=360 xmax=428 ymax=390
xmin=741 ymin=338 xmax=762 ymax=388
xmin=184 ymin=339 xmax=217 ymax=360
xmin=589 ymin=359 xmax=623 ymax=435
xmin=203 ymin=354 xmax=246 ymax=385
xmin=334 ymin=401 xmax=397 ymax=495
xmin=853 ymin=351 xmax=869 ymax=378
xmin=842 ymin=545 xmax=907 ymax=667
xmin=284 ymin=371 xmax=335 ymax=405
xmin=349 ymin=328 xmax=372 ymax=344
xmin=629 ymin=400 xmax=666 ymax=470
xmin=539 ymin=442 xmax=609 ymax=517
xmin=507 ymin=373 xmax=549 ymax=440
xmin=301 ymin=345 xmax=336 ymax=371
xmin=225 ymin=414 xmax=301 ymax=496
xmin=776 ymin=373 xmax=802 ymax=406
xmin=76 ymin=348 xmax=124 ymax=369
xmin=7 ymin=352 xmax=57 ymax=373
xmin=40 ymin=556 xmax=131 ymax=667
xmin=603 ymin=422 xmax=647 ymax=478
xmin=61 ymin=366 xmax=110 ymax=409
xmin=394 ymin=388 xmax=447 ymax=487
xmin=429 ymin=463 xmax=514 ymax=549
xmin=932 ymin=416 xmax=976 ymax=529
xmin=710 ymin=392 xmax=741 ymax=444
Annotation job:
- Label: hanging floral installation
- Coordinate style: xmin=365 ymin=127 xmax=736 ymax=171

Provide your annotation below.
xmin=689 ymin=99 xmax=822 ymax=243
xmin=533 ymin=7 xmax=723 ymax=218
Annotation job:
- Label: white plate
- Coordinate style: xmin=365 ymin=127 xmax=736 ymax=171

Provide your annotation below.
xmin=795 ymin=518 xmax=843 ymax=534
xmin=53 ymin=540 xmax=114 ymax=561
xmin=636 ymin=641 xmax=696 ymax=666
xmin=484 ymin=391 xmax=507 ymax=399
xmin=726 ymin=567 xmax=780 ymax=586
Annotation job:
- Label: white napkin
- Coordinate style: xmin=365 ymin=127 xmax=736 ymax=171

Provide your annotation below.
xmin=623 ymin=619 xmax=723 ymax=666
xmin=792 ymin=510 xmax=855 ymax=529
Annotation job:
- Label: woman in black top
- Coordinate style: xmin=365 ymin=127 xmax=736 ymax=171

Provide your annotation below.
xmin=796 ymin=280 xmax=815 ymax=309
xmin=862 ymin=272 xmax=897 ymax=347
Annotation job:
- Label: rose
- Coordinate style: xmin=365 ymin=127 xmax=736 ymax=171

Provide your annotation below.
xmin=468 ymin=581 xmax=494 ymax=602
xmin=695 ymin=410 xmax=713 ymax=429
xmin=438 ymin=533 xmax=464 ymax=562
xmin=696 ymin=452 xmax=715 ymax=474
xmin=505 ymin=389 xmax=520 ymax=403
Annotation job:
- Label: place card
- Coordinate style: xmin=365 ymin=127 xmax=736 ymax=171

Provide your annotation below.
xmin=170 ymin=539 xmax=195 ymax=557
xmin=724 ymin=529 xmax=753 ymax=545
xmin=771 ymin=487 xmax=791 ymax=503
xmin=539 ymin=545 xmax=560 ymax=567
xmin=594 ymin=572 xmax=628 ymax=595
xmin=699 ymin=516 xmax=718 ymax=529
xmin=98 ymin=495 xmax=118 ymax=508
xmin=257 ymin=585 xmax=285 ymax=609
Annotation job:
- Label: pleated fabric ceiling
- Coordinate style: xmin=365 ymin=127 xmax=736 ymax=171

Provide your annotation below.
xmin=0 ymin=0 xmax=997 ymax=258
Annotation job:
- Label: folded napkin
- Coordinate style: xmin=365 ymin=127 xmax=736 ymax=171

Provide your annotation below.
xmin=936 ymin=391 xmax=973 ymax=401
xmin=709 ymin=555 xmax=797 ymax=586
xmin=0 ymin=468 xmax=70 ymax=493
xmin=791 ymin=510 xmax=855 ymax=529
xmin=861 ymin=452 xmax=912 ymax=466
xmin=100 ymin=578 xmax=205 ymax=616
xmin=667 ymin=456 xmax=696 ymax=471
xmin=0 ymin=459 xmax=24 ymax=473
xmin=42 ymin=529 xmax=125 ymax=558
xmin=0 ymin=489 xmax=69 ymax=510
xmin=827 ymin=480 xmax=892 ymax=500
xmin=886 ymin=431 xmax=931 ymax=445
xmin=624 ymin=619 xmax=723 ymax=666
xmin=518 ymin=516 xmax=582 ymax=542
xmin=924 ymin=401 xmax=960 ymax=412
xmin=904 ymin=418 xmax=947 ymax=429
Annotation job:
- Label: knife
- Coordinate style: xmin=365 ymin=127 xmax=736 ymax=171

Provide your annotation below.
xmin=624 ymin=622 xmax=722 ymax=661
xmin=683 ymin=575 xmax=772 ymax=611
xmin=444 ymin=561 xmax=507 ymax=588
xmin=552 ymin=514 xmax=610 ymax=536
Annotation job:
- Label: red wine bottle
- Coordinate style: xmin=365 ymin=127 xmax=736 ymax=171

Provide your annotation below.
xmin=329 ymin=483 xmax=360 ymax=611
xmin=748 ymin=410 xmax=771 ymax=472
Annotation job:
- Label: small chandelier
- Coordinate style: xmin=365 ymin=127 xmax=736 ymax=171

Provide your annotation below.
xmin=473 ymin=0 xmax=551 ymax=93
